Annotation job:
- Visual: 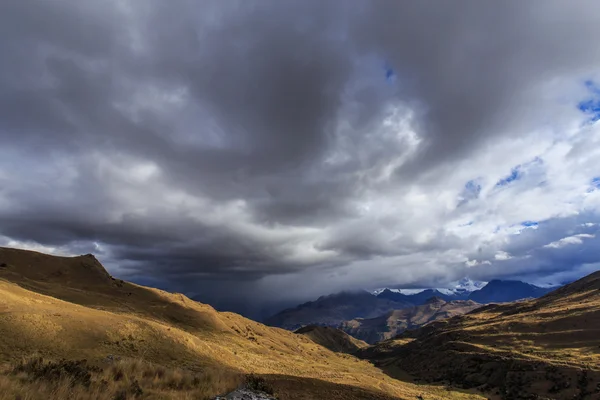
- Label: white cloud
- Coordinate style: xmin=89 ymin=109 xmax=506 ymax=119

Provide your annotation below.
xmin=2 ymin=1 xmax=600 ymax=311
xmin=544 ymin=234 xmax=595 ymax=249
xmin=494 ymin=251 xmax=512 ymax=260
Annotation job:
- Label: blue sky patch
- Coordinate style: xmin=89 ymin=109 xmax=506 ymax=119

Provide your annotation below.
xmin=457 ymin=179 xmax=481 ymax=207
xmin=384 ymin=62 xmax=397 ymax=83
xmin=464 ymin=180 xmax=481 ymax=196
xmin=589 ymin=177 xmax=600 ymax=192
xmin=521 ymin=221 xmax=538 ymax=227
xmin=496 ymin=166 xmax=522 ymax=187
xmin=578 ymin=80 xmax=600 ymax=122
xmin=385 ymin=67 xmax=395 ymax=80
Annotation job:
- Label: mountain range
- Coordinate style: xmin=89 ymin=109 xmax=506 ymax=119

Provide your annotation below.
xmin=265 ymin=278 xmax=556 ymax=331
xmin=372 ymin=277 xmax=488 ymax=297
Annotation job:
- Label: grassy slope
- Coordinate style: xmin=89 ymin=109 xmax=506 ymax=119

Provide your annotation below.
xmin=358 ymin=271 xmax=600 ymax=399
xmin=294 ymin=325 xmax=368 ymax=354
xmin=0 ymin=247 xmax=483 ymax=400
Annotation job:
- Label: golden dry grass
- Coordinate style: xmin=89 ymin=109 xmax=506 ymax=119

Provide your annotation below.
xmin=0 ymin=247 xmax=485 ymax=400
xmin=0 ymin=356 xmax=241 ymax=400
xmin=439 ymin=284 xmax=600 ymax=369
xmin=294 ymin=325 xmax=368 ymax=353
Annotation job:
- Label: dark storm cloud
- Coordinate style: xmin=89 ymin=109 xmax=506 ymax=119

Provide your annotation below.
xmin=1 ymin=0 xmax=600 ymax=316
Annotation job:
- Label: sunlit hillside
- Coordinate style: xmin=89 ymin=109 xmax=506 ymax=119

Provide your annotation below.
xmin=0 ymin=247 xmax=483 ymax=400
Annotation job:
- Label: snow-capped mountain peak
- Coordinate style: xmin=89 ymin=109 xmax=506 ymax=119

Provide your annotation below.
xmin=372 ymin=278 xmax=487 ymax=297
xmin=451 ymin=277 xmax=488 ymax=293
xmin=371 ymin=288 xmax=426 ymax=296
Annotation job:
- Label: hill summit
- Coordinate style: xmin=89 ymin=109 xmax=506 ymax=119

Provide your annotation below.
xmin=0 ymin=247 xmax=113 ymax=287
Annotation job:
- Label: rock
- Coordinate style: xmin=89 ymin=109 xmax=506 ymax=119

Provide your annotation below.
xmin=104 ymin=354 xmax=121 ymax=363
xmin=213 ymin=388 xmax=277 ymax=400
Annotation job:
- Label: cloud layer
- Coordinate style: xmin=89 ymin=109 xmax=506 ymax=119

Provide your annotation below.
xmin=1 ymin=0 xmax=600 ymax=317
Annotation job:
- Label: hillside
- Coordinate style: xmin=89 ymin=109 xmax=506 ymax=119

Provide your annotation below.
xmin=0 ymin=247 xmax=483 ymax=400
xmin=357 ymin=270 xmax=600 ymax=400
xmin=264 ymin=291 xmax=413 ymax=330
xmin=340 ymin=298 xmax=481 ymax=344
xmin=294 ymin=325 xmax=368 ymax=354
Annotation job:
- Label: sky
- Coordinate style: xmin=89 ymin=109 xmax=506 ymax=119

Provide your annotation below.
xmin=1 ymin=0 xmax=600 ymax=318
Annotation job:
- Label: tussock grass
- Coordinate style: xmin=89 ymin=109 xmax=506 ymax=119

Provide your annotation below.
xmin=0 ymin=356 xmax=242 ymax=400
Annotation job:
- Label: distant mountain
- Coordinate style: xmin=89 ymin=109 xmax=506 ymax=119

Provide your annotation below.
xmin=294 ymin=325 xmax=368 ymax=353
xmin=467 ymin=279 xmax=554 ymax=303
xmin=451 ymin=277 xmax=489 ymax=295
xmin=266 ymin=278 xmax=557 ymax=331
xmin=372 ymin=278 xmax=487 ymax=300
xmin=340 ymin=297 xmax=481 ymax=344
xmin=264 ymin=290 xmax=413 ymax=330
xmin=377 ymin=288 xmax=466 ymax=304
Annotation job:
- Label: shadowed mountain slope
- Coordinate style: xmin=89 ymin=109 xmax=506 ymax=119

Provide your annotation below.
xmin=467 ymin=279 xmax=554 ymax=303
xmin=340 ymin=297 xmax=481 ymax=344
xmin=264 ymin=291 xmax=414 ymax=330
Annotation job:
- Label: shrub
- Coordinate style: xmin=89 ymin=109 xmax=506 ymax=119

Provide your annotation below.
xmin=12 ymin=357 xmax=100 ymax=388
xmin=246 ymin=374 xmax=274 ymax=395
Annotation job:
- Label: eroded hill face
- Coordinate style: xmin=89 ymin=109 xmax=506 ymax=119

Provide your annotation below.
xmin=0 ymin=247 xmax=484 ymax=400
xmin=294 ymin=325 xmax=368 ymax=354
xmin=357 ymin=271 xmax=600 ymax=400
xmin=340 ymin=298 xmax=481 ymax=344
